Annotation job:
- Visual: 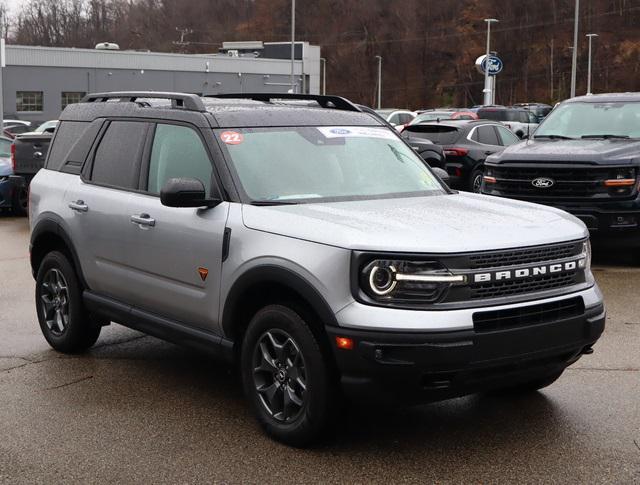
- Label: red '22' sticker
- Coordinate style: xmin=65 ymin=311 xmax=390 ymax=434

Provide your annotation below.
xmin=220 ymin=131 xmax=244 ymax=145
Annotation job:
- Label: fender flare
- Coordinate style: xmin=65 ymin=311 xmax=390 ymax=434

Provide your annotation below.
xmin=30 ymin=215 xmax=88 ymax=288
xmin=221 ymin=264 xmax=338 ymax=339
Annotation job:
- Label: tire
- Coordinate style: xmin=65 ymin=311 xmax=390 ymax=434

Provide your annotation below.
xmin=494 ymin=370 xmax=564 ymax=395
xmin=35 ymin=251 xmax=101 ymax=353
xmin=241 ymin=304 xmax=337 ymax=447
xmin=469 ymin=168 xmax=484 ymax=193
xmin=12 ymin=185 xmax=28 ymax=217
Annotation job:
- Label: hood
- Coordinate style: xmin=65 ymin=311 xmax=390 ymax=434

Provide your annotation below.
xmin=491 ymin=138 xmax=640 ymax=164
xmin=0 ymin=156 xmax=12 ymax=176
xmin=241 ymin=193 xmax=587 ymax=253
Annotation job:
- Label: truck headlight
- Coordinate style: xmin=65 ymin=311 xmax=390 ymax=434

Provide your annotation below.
xmin=580 ymin=240 xmax=592 ymax=271
xmin=360 ymin=259 xmax=465 ymax=304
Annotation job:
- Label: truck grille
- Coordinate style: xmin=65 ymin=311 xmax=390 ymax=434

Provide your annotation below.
xmin=468 ymin=242 xmax=576 ymax=269
xmin=473 ymin=296 xmax=585 ymax=332
xmin=438 ymin=240 xmax=587 ymax=304
xmin=487 ymin=164 xmax=635 ymax=199
xmin=470 ymin=273 xmax=578 ymax=299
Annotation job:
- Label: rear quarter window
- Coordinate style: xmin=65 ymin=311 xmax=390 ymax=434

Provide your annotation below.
xmin=45 ymin=121 xmax=90 ymax=171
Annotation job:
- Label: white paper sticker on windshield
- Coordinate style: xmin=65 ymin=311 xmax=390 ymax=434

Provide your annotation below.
xmin=317 ymin=126 xmax=397 ymax=140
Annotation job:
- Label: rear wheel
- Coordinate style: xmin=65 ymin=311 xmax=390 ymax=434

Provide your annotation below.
xmin=12 ymin=186 xmax=28 ymax=216
xmin=470 ymin=168 xmax=484 ymax=193
xmin=35 ymin=251 xmax=101 ymax=353
xmin=241 ymin=304 xmax=336 ymax=447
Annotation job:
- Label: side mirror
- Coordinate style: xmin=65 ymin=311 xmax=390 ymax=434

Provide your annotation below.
xmin=432 ymin=167 xmax=450 ymax=186
xmin=160 ymin=178 xmax=220 ymax=208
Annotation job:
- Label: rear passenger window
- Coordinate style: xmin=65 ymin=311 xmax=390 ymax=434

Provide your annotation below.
xmin=476 ymin=125 xmax=500 ymax=146
xmin=90 ymin=121 xmax=148 ymax=190
xmin=45 ymin=121 xmax=89 ymax=171
xmin=147 ymin=124 xmax=212 ymax=195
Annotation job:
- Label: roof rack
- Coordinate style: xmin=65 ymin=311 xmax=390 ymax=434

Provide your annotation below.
xmin=207 ymin=93 xmax=361 ymax=112
xmin=81 ymin=92 xmax=206 ymax=112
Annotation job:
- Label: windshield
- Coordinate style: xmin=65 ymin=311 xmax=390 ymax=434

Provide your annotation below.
xmin=535 ymin=101 xmax=640 ymax=139
xmin=217 ymin=126 xmax=445 ymax=203
xmin=35 ymin=120 xmax=58 ymax=132
xmin=402 ymin=125 xmax=460 ymax=144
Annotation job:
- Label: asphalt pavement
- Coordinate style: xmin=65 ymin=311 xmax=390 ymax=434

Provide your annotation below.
xmin=0 ymin=215 xmax=638 ymax=484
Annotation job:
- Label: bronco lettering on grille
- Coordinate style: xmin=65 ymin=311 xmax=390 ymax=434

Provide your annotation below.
xmin=473 ymin=259 xmax=582 ymax=283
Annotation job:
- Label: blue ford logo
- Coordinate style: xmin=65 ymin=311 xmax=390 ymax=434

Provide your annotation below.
xmin=330 ymin=128 xmax=351 ymax=135
xmin=532 ymin=177 xmax=555 ymax=188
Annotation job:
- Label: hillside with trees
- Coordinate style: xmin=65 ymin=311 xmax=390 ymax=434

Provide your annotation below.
xmin=4 ymin=0 xmax=640 ymax=108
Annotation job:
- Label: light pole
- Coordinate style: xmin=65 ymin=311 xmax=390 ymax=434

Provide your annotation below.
xmin=290 ymin=0 xmax=296 ymax=93
xmin=375 ymin=55 xmax=382 ymax=109
xmin=570 ymin=0 xmax=580 ymax=98
xmin=586 ymin=33 xmax=598 ymax=95
xmin=320 ymin=57 xmax=326 ymax=95
xmin=483 ymin=18 xmax=499 ymax=106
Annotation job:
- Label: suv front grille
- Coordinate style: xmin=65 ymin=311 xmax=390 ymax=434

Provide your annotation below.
xmin=468 ymin=242 xmax=576 ymax=269
xmin=488 ymin=164 xmax=636 ymax=199
xmin=470 ymin=272 xmax=578 ymax=299
xmin=473 ymin=296 xmax=585 ymax=332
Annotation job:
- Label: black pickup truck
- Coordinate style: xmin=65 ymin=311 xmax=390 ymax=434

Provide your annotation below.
xmin=10 ymin=128 xmax=55 ymax=215
xmin=482 ymin=93 xmax=640 ymax=247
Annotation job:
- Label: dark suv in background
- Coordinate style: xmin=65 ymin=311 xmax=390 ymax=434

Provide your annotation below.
xmin=402 ymin=119 xmax=520 ymax=192
xmin=483 ymin=93 xmax=640 ymax=247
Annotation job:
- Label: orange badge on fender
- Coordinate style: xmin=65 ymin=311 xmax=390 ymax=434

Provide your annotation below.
xmin=198 ymin=267 xmax=209 ymax=281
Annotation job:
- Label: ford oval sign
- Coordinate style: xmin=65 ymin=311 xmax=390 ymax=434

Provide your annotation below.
xmin=532 ymin=177 xmax=555 ymax=188
xmin=480 ymin=55 xmax=503 ymax=76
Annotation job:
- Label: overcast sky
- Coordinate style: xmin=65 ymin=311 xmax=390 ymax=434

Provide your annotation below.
xmin=4 ymin=0 xmax=22 ymax=18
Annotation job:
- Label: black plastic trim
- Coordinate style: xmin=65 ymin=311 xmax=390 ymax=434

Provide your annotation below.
xmin=83 ymin=291 xmax=234 ymax=362
xmin=221 ymin=265 xmax=339 ymax=338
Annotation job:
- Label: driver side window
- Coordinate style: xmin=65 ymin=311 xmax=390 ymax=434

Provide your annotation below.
xmin=147 ymin=124 xmax=213 ymax=195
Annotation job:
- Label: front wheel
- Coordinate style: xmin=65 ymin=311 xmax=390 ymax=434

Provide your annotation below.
xmin=241 ymin=305 xmax=337 ymax=447
xmin=35 ymin=251 xmax=101 ymax=353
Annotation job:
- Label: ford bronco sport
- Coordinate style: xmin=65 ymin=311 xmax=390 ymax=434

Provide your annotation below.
xmin=29 ymin=92 xmax=605 ymax=446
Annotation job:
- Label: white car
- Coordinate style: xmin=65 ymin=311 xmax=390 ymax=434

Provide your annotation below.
xmin=374 ymin=109 xmax=416 ymax=131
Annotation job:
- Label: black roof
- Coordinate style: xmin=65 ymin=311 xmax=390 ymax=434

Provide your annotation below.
xmin=564 ymin=92 xmax=640 ymax=104
xmin=61 ymin=91 xmax=382 ymax=128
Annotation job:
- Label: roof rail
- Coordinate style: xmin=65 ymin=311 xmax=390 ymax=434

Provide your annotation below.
xmin=81 ymin=92 xmax=206 ymax=112
xmin=207 ymin=93 xmax=361 ymax=112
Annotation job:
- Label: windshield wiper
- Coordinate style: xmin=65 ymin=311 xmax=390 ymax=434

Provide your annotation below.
xmin=250 ymin=200 xmax=299 ymax=206
xmin=533 ymin=134 xmax=576 ymax=140
xmin=581 ymin=134 xmax=630 ymax=139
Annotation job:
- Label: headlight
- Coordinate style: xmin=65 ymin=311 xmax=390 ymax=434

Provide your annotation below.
xmin=360 ymin=259 xmax=465 ymax=305
xmin=580 ymin=240 xmax=592 ymax=271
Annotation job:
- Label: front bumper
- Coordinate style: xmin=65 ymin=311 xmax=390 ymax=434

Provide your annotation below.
xmin=327 ymin=298 xmax=605 ymax=404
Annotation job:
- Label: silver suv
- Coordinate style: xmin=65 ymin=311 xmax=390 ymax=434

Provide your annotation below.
xmin=29 ymin=92 xmax=605 ymax=446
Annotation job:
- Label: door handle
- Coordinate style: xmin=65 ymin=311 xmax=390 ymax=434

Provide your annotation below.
xmin=484 ymin=150 xmax=493 ymax=155
xmin=130 ymin=213 xmax=156 ymax=227
xmin=68 ymin=200 xmax=88 ymax=212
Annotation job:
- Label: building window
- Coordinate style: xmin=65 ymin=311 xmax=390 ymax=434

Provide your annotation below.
xmin=16 ymin=91 xmax=43 ymax=112
xmin=61 ymin=92 xmax=86 ymax=110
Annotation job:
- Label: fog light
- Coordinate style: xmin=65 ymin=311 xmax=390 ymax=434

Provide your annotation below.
xmin=611 ymin=215 xmax=637 ymax=227
xmin=335 ymin=337 xmax=354 ymax=350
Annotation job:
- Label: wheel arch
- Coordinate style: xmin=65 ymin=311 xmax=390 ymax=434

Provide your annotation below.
xmin=30 ymin=216 xmax=88 ymax=289
xmin=221 ymin=265 xmax=338 ymax=351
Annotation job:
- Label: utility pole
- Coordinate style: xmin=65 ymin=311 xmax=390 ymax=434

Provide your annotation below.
xmin=570 ymin=0 xmax=579 ymax=98
xmin=290 ymin=0 xmax=296 ymax=93
xmin=0 ymin=12 xmax=4 ymax=133
xmin=483 ymin=18 xmax=499 ymax=106
xmin=320 ymin=57 xmax=326 ymax=95
xmin=550 ymin=38 xmax=554 ymax=100
xmin=586 ymin=33 xmax=598 ymax=95
xmin=173 ymin=27 xmax=193 ymax=53
xmin=375 ymin=55 xmax=382 ymax=109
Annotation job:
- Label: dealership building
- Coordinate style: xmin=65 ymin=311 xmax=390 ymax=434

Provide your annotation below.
xmin=1 ymin=41 xmax=321 ymax=122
